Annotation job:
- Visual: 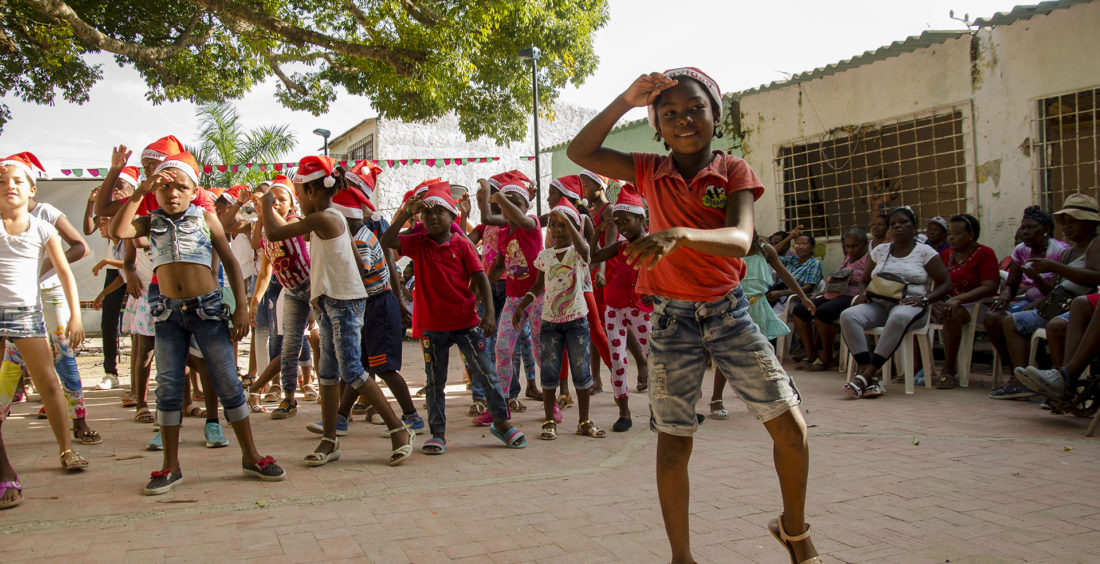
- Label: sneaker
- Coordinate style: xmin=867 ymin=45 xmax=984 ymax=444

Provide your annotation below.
xmin=472 ymin=407 xmax=510 ymax=426
xmin=146 ymin=431 xmax=163 ymax=451
xmin=402 ymin=412 xmax=425 ymax=431
xmin=242 ymin=455 xmax=286 ymax=482
xmin=1020 ymin=366 xmax=1067 ymax=398
xmin=95 ymin=374 xmax=119 ymax=391
xmin=142 ymin=468 xmax=183 ymax=495
xmin=271 ymin=400 xmax=298 ymax=420
xmin=306 ymin=414 xmax=349 ymax=436
xmin=204 ymin=422 xmax=230 ymax=448
xmin=988 ymin=384 xmax=1035 ymax=400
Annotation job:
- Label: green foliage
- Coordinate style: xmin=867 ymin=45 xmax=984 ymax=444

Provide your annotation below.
xmin=2 ymin=0 xmax=609 ymax=144
xmin=189 ymin=102 xmax=297 ymax=187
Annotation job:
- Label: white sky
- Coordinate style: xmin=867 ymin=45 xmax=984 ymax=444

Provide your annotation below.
xmin=0 ymin=0 xmax=1021 ymax=173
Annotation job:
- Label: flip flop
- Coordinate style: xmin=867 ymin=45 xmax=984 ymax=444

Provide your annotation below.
xmin=133 ymin=407 xmax=155 ymax=424
xmin=489 ymin=425 xmax=527 ymax=449
xmin=421 ymin=437 xmax=447 ymax=455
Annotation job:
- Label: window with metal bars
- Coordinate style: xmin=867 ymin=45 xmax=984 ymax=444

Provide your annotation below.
xmin=1034 ymin=86 xmax=1100 ymax=211
xmin=774 ymin=103 xmax=970 ymax=239
xmin=349 ymin=134 xmax=375 ymax=163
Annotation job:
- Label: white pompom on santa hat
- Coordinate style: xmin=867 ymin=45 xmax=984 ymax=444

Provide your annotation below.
xmin=292 ymin=155 xmax=338 ymax=188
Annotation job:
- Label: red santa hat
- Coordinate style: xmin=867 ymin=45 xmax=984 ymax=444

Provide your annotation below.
xmin=0 ymin=152 xmax=47 ymax=184
xmin=333 ymin=181 xmax=376 ymax=219
xmin=613 ymin=183 xmax=646 ymax=216
xmin=579 ymin=170 xmax=608 ymax=189
xmin=647 ymin=67 xmax=722 ymax=131
xmin=421 ymin=181 xmax=459 ymax=216
xmin=118 ymin=166 xmax=141 ymax=189
xmin=142 ymin=135 xmax=185 ymax=162
xmin=153 ymin=151 xmax=200 ymax=186
xmin=293 ymin=155 xmax=338 ymax=188
xmin=346 ymin=161 xmax=382 ymax=201
xmin=269 ymin=174 xmax=294 ymax=199
xmin=551 ymin=175 xmax=584 ymax=201
xmin=551 ymin=197 xmax=582 ymax=228
xmin=220 ymin=184 xmax=250 ymax=204
xmin=499 ymin=170 xmax=531 ymax=204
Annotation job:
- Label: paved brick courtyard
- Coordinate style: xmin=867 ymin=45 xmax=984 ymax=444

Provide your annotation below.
xmin=2 ymin=338 xmax=1098 ymax=563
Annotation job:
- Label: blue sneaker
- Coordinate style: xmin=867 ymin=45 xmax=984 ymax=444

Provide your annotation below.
xmin=306 ymin=414 xmax=348 ymax=436
xmin=402 ymin=412 xmax=425 ymax=431
xmin=204 ymin=422 xmax=230 ymax=448
xmin=146 ymin=431 xmax=163 ymax=451
xmin=988 ymin=384 xmax=1035 ymax=400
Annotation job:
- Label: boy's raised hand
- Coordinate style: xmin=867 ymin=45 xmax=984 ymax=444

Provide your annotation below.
xmin=236 ymin=185 xmax=252 ymax=204
xmin=457 ymin=193 xmax=472 ymax=216
xmin=621 ymin=73 xmax=678 ymax=108
xmin=110 ymin=145 xmax=131 ymax=171
xmin=405 ymin=194 xmax=427 ymax=216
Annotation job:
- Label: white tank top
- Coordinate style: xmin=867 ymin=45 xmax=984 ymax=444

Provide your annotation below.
xmin=309 ymin=207 xmax=368 ymax=303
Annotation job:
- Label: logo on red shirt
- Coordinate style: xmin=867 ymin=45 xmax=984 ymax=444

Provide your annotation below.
xmin=701 ymin=185 xmax=727 ymax=209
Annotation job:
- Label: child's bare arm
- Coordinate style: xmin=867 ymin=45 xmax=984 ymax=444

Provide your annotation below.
xmin=511 ymin=272 xmax=545 ymax=330
xmin=476 ymin=180 xmax=508 ymax=226
xmin=557 ymin=211 xmax=590 ymax=263
xmin=487 ymin=253 xmax=505 ymax=285
xmin=568 ymin=73 xmax=677 ymax=182
xmin=83 ymin=188 xmax=98 ymax=235
xmin=94 ymin=145 xmax=131 ymax=218
xmin=45 ymin=235 xmax=84 ymax=348
xmin=206 ymin=211 xmax=249 ymax=341
xmin=259 ymin=191 xmax=341 ymax=241
xmin=763 ymin=244 xmax=815 ymax=315
xmin=489 ymin=192 xmax=536 ymax=230
xmin=625 ymin=190 xmax=754 ymax=270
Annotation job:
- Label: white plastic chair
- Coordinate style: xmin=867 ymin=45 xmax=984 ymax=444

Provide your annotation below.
xmin=846 ymin=309 xmax=935 ymax=395
xmin=991 ymin=327 xmax=1047 ymax=388
xmin=927 ymin=298 xmax=994 ymax=387
xmin=776 ymin=280 xmax=825 ymax=362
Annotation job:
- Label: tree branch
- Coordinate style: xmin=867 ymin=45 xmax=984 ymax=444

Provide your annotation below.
xmin=342 ymin=0 xmax=382 ymax=42
xmin=262 ymin=48 xmax=308 ymax=97
xmin=24 ymin=0 xmax=210 ymax=59
xmin=402 ymin=0 xmax=440 ymax=27
xmin=185 ymin=0 xmax=426 ymax=74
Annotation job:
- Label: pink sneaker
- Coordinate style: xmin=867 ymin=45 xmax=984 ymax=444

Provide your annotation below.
xmin=472 ymin=407 xmax=510 ymax=426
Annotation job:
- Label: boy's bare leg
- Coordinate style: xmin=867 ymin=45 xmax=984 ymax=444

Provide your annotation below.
xmin=762 ymin=407 xmax=818 ymax=562
xmin=656 ymin=433 xmax=694 ymax=564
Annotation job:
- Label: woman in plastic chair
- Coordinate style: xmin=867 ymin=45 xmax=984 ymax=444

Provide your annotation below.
xmin=929 ymin=214 xmax=1000 ymax=389
xmin=767 ymin=233 xmax=822 ymax=317
xmin=839 ymin=207 xmax=952 ymax=398
xmin=790 ymin=227 xmax=869 ymax=372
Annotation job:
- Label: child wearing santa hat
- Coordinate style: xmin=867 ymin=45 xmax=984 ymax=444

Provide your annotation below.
xmin=110 ymin=150 xmax=287 ymax=494
xmin=0 ymin=152 xmax=90 ymax=511
xmin=0 ymin=152 xmax=102 ymax=447
xmin=85 ymin=170 xmax=134 ymax=392
xmin=568 ymin=68 xmax=820 ymax=564
xmin=260 ymin=156 xmax=413 ymax=467
xmin=512 ymin=197 xmax=606 ymax=440
xmin=381 ymin=181 xmax=528 ymax=453
xmin=588 ymin=183 xmax=653 ymax=432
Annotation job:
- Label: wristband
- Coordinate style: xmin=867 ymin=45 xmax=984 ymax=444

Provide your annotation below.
xmin=524 ymin=292 xmax=536 ymax=302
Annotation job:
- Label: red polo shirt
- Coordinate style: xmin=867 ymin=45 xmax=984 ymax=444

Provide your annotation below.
xmin=633 ymin=151 xmax=764 ymax=301
xmin=400 ymin=231 xmax=484 ymax=332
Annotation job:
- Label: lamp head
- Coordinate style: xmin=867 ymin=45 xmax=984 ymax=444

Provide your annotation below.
xmin=517 ymin=47 xmax=541 ymax=61
xmin=312 ymin=128 xmax=331 ymax=139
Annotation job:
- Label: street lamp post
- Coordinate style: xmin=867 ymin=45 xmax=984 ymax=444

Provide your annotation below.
xmin=518 ymin=47 xmax=542 ymax=217
xmin=312 ymin=128 xmax=331 ymax=157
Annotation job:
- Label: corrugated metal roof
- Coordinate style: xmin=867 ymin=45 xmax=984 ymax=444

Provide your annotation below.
xmin=973 ymin=0 xmax=1091 ymax=26
xmin=736 ymin=30 xmax=969 ymax=97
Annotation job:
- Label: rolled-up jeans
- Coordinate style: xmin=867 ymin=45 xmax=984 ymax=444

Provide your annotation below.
xmin=421 ymin=326 xmax=508 ymax=436
xmin=280 ymin=281 xmax=312 ymax=396
xmin=150 ymin=290 xmax=249 ymax=427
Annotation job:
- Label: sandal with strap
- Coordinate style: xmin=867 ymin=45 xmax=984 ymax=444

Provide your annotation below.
xmin=74 ymin=427 xmax=103 ymax=446
xmin=862 ymin=380 xmax=885 ymax=398
xmin=0 ymin=478 xmax=22 ymax=510
xmin=843 ymin=375 xmax=867 ymax=399
xmin=539 ymin=420 xmax=558 ymax=440
xmin=636 ymin=372 xmax=648 ymax=393
xmin=183 ymin=404 xmax=206 ymax=418
xmin=302 ymin=384 xmax=319 ymax=402
xmin=576 ymin=420 xmax=607 ymax=439
xmin=59 ymin=449 xmax=88 ymax=472
xmin=120 ymin=393 xmax=138 ymax=408
xmin=467 ymin=399 xmax=487 ymax=416
xmin=507 ymin=398 xmax=527 ymax=413
xmin=134 ymin=406 xmax=155 ymax=424
xmin=768 ymin=513 xmax=823 ymax=564
xmin=262 ymin=386 xmax=282 ymax=404
xmin=421 ymin=437 xmax=446 ymax=455
xmin=936 ymin=371 xmax=959 ymax=389
xmin=557 ymin=394 xmax=573 ymax=409
xmin=387 ymin=424 xmax=416 ymax=466
xmin=248 ymin=393 xmax=266 ymax=413
xmin=304 ymin=437 xmax=340 ymax=467
xmin=710 ymin=400 xmax=730 ymax=420
xmin=489 ymin=425 xmax=527 ymax=449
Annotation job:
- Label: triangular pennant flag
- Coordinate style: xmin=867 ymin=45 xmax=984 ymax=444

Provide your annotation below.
xmin=231 ymin=165 xmax=239 ymax=173
xmin=492 ymin=157 xmax=500 ymax=161
xmin=287 ymin=162 xmax=295 ymax=168
xmin=273 ymin=163 xmax=283 ymax=171
xmin=89 ymin=169 xmax=100 ymax=177
xmin=412 ymin=159 xmax=421 ymax=165
xmin=259 ymin=164 xmax=267 ymax=171
xmin=99 ymin=168 xmax=108 ymax=176
xmin=61 ymin=169 xmax=72 ymax=176
xmin=443 ymin=158 xmax=451 ymax=166
xmin=216 ymin=165 xmax=227 ymax=173
xmin=425 ymin=159 xmax=436 ymax=167
xmin=73 ymin=169 xmax=83 ymax=177
xmin=400 ymin=159 xmax=408 ymax=166
xmin=455 ymin=158 xmax=463 ymax=165
xmin=386 ymin=160 xmax=395 ymax=168
xmin=203 ymin=165 xmax=213 ymax=173
xmin=245 ymin=163 xmax=253 ymax=169
xmin=338 ymin=161 xmax=347 ymax=167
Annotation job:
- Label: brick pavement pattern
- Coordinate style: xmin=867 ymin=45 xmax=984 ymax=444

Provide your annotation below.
xmin=2 ymin=339 xmax=1098 ymax=563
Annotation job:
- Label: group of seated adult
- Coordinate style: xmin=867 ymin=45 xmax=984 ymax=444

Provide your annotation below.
xmin=782 ymin=192 xmax=1100 ymax=407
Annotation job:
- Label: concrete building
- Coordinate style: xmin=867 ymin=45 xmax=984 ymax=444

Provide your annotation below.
xmin=325 ymin=105 xmax=598 ymax=220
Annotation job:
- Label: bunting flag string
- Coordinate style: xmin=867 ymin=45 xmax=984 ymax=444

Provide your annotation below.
xmin=56 ymin=156 xmax=510 ymax=178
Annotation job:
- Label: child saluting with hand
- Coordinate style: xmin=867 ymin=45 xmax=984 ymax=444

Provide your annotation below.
xmin=567 ymin=68 xmax=821 ymax=564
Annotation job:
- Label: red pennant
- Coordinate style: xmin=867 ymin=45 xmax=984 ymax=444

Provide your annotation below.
xmin=203 ymin=165 xmax=212 ymax=173
xmin=245 ymin=163 xmax=253 ymax=169
xmin=443 ymin=158 xmax=451 ymax=166
xmin=492 ymin=157 xmax=500 ymax=161
xmin=231 ymin=165 xmax=239 ymax=173
xmin=61 ymin=169 xmax=71 ymax=176
xmin=89 ymin=169 xmax=100 ymax=177
xmin=412 ymin=159 xmax=420 ymax=165
xmin=400 ymin=160 xmax=408 ymax=166
xmin=337 ymin=161 xmax=346 ymax=167
xmin=386 ymin=160 xmax=395 ymax=167
xmin=426 ymin=159 xmax=435 ymax=167
xmin=455 ymin=158 xmax=463 ymax=165
xmin=216 ymin=165 xmax=227 ymax=173
xmin=259 ymin=164 xmax=267 ymax=172
xmin=273 ymin=163 xmax=283 ymax=171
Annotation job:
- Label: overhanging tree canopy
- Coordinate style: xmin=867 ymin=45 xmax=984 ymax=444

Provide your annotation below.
xmin=2 ymin=0 xmax=608 ymax=143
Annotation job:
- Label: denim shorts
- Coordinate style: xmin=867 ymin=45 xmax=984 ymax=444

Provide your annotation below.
xmin=1011 ymin=309 xmax=1070 ymax=336
xmin=316 ymin=296 xmax=368 ymax=388
xmin=0 ymin=306 xmax=47 ymax=339
xmin=648 ymin=286 xmax=800 ymax=436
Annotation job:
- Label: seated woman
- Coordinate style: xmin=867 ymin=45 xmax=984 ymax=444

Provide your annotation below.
xmin=984 ymin=195 xmax=1100 ymax=400
xmin=997 ymin=206 xmax=1069 ymax=313
xmin=790 ymin=227 xmax=869 ymax=371
xmin=1017 ymin=293 xmax=1100 ymax=403
xmin=767 ymin=232 xmax=822 ymax=316
xmin=922 ymin=216 xmax=949 ymax=253
xmin=869 ymin=213 xmax=890 ymax=252
xmin=931 ymin=214 xmax=999 ymax=389
xmin=840 ymin=207 xmax=952 ymax=398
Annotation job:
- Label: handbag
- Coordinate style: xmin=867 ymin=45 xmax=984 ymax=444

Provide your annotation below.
xmin=1035 ymin=284 xmax=1076 ymax=320
xmin=825 ymin=269 xmax=852 ymax=295
xmin=865 ymin=252 xmax=908 ymax=302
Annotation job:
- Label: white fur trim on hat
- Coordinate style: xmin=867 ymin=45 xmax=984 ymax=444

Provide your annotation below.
xmin=0 ymin=160 xmax=34 ymax=183
xmin=551 ymin=178 xmax=582 ymax=200
xmin=154 ymin=159 xmax=199 ymax=186
xmin=579 ymin=170 xmax=607 ymax=189
xmin=345 ymin=173 xmax=375 ymax=201
xmin=332 ymin=202 xmax=364 ymax=219
xmin=552 ymin=204 xmax=581 ymax=228
xmin=422 ymin=195 xmax=459 ymax=216
xmin=292 ymin=169 xmax=335 ymax=187
xmin=613 ymin=203 xmax=645 ymax=216
xmin=118 ymin=171 xmax=140 ymax=188
xmin=141 ymin=148 xmax=168 ymax=162
xmin=647 ymin=67 xmax=722 ymax=131
xmin=500 ymin=183 xmax=530 ymax=203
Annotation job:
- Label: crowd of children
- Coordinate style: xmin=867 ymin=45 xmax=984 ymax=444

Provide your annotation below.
xmin=0 ymin=67 xmax=825 ymax=563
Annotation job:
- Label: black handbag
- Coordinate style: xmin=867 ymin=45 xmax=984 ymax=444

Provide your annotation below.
xmin=825 ymin=269 xmax=852 ymax=295
xmin=1035 ymin=284 xmax=1076 ymax=320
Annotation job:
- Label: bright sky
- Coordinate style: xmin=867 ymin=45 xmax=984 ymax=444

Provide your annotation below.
xmin=0 ymin=0 xmax=1021 ymax=173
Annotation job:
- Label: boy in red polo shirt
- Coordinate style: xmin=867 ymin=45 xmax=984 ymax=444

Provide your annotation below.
xmin=568 ymin=68 xmax=820 ymax=564
xmin=380 ymin=182 xmax=527 ymax=454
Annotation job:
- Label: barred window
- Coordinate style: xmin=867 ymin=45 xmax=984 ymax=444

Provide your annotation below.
xmin=1034 ymin=86 xmax=1099 ymax=211
xmin=349 ymin=134 xmax=375 ymax=163
xmin=775 ymin=103 xmax=971 ymax=239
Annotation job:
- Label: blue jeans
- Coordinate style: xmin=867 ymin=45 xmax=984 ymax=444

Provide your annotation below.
xmin=150 ymin=290 xmax=249 ymax=427
xmin=421 ymin=326 xmax=508 ymax=435
xmin=648 ymin=287 xmax=800 ymax=436
xmin=280 ymin=282 xmax=312 ymax=395
xmin=316 ymin=296 xmax=367 ymax=388
xmin=539 ymin=318 xmax=592 ymax=391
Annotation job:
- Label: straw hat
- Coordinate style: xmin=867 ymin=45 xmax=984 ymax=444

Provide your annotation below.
xmin=1053 ymin=193 xmax=1100 ymax=223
